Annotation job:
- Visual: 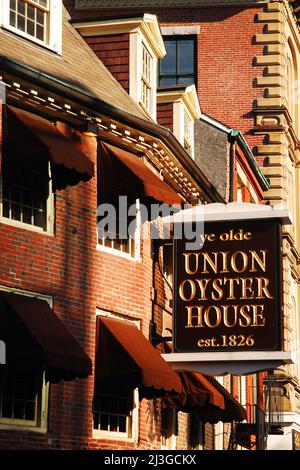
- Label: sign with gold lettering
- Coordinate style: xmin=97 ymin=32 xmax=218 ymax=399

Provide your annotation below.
xmin=173 ymin=219 xmax=282 ymax=352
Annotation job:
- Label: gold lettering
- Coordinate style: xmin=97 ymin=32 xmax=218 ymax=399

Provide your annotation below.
xmin=220 ymin=251 xmax=230 ymax=273
xmin=195 ymin=279 xmax=211 ymax=300
xmin=241 ymin=277 xmax=254 ymax=299
xmin=224 ymin=277 xmax=240 ymax=299
xmin=256 ymin=277 xmax=273 ymax=299
xmin=250 ymin=250 xmax=267 ymax=273
xmin=183 ymin=253 xmax=200 ymax=275
xmin=239 ymin=305 xmax=252 ymax=327
xmin=212 ymin=278 xmax=223 ymax=300
xmin=202 ymin=252 xmax=218 ymax=274
xmin=185 ymin=306 xmax=204 ymax=328
xmin=231 ymin=251 xmax=248 ymax=273
xmin=222 ymin=305 xmax=238 ymax=327
xmin=179 ymin=279 xmax=196 ymax=301
xmin=252 ymin=304 xmax=266 ymax=326
xmin=204 ymin=306 xmax=222 ymax=328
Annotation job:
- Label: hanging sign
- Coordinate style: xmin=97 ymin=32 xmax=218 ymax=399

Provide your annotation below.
xmin=173 ymin=219 xmax=283 ymax=353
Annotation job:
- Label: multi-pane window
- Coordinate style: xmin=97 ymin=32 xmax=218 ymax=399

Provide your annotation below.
xmin=93 ymin=385 xmax=133 ymax=437
xmin=159 ymin=38 xmax=196 ymax=87
xmin=1 ymin=158 xmax=50 ymax=231
xmin=9 ymin=0 xmax=49 ymax=43
xmin=0 ymin=371 xmax=43 ymax=426
xmin=141 ymin=43 xmax=153 ymax=112
xmin=97 ymin=198 xmax=140 ymax=259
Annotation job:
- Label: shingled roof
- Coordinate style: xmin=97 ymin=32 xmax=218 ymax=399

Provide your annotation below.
xmin=0 ymin=7 xmax=150 ymax=122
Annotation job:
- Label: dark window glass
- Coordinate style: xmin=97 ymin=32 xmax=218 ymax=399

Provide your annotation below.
xmin=159 ymin=37 xmax=196 ymax=87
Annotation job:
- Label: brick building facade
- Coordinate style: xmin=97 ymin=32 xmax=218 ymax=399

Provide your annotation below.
xmin=0 ymin=1 xmax=271 ymax=451
xmin=68 ymin=0 xmax=300 ymax=450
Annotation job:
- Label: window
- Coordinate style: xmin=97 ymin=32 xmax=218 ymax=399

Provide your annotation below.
xmin=0 ymin=157 xmax=52 ymax=232
xmin=93 ymin=384 xmax=134 ymax=437
xmin=97 ymin=197 xmax=141 ymax=260
xmin=0 ymin=0 xmax=62 ymax=52
xmin=159 ymin=38 xmax=196 ymax=87
xmin=9 ymin=0 xmax=48 ymax=42
xmin=161 ymin=408 xmax=177 ymax=449
xmin=93 ymin=312 xmax=139 ymax=440
xmin=141 ymin=43 xmax=153 ymax=112
xmin=0 ymin=370 xmax=44 ymax=427
xmin=0 ymin=288 xmax=50 ymax=431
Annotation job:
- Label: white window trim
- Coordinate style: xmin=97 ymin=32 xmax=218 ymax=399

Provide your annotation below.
xmin=0 ymin=0 xmax=62 ymax=54
xmin=0 ymin=287 xmax=51 ymax=433
xmin=130 ymin=31 xmax=157 ymax=120
xmin=96 ymin=198 xmax=142 ymax=262
xmin=93 ymin=310 xmax=140 ymax=443
xmin=0 ymin=161 xmax=55 ymax=236
xmin=173 ymin=101 xmax=195 ymax=159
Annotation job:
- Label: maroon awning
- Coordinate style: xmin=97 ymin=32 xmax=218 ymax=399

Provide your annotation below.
xmin=164 ymin=371 xmax=225 ymax=411
xmin=4 ymin=106 xmax=94 ymax=183
xmin=0 ymin=292 xmax=92 ymax=383
xmin=196 ymin=375 xmax=247 ymax=423
xmin=98 ymin=142 xmax=183 ymax=205
xmin=95 ymin=316 xmax=183 ymax=397
xmin=164 ymin=371 xmax=245 ymax=423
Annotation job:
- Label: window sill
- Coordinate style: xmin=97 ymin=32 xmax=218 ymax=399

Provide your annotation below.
xmin=0 ymin=217 xmax=54 ymax=236
xmin=92 ymin=429 xmax=134 ymax=442
xmin=0 ymin=423 xmax=47 ymax=434
xmin=96 ymin=244 xmax=141 ymax=262
xmin=2 ymin=25 xmax=61 ymax=55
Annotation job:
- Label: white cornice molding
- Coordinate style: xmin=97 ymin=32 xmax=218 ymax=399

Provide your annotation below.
xmin=73 ymin=14 xmax=166 ymax=58
xmin=157 ymin=84 xmax=201 ymax=120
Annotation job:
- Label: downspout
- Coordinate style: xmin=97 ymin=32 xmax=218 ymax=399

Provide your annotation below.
xmin=229 ymin=130 xmax=238 ymax=202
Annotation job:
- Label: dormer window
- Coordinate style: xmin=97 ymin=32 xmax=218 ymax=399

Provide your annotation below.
xmin=157 ymin=84 xmax=200 ymax=159
xmin=73 ymin=14 xmax=166 ymax=120
xmin=0 ymin=0 xmax=62 ymax=53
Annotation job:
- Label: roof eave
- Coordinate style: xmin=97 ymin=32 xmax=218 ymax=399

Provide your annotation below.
xmin=0 ymin=55 xmax=223 ymax=203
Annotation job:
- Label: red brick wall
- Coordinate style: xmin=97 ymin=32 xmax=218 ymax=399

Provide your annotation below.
xmin=0 ymin=105 xmax=163 ymax=450
xmin=84 ymin=34 xmax=130 ymax=93
xmin=66 ymin=2 xmax=265 ymax=151
xmin=157 ymin=103 xmax=174 ymax=132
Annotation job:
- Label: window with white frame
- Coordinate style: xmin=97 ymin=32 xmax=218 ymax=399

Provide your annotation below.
xmin=0 ymin=370 xmax=46 ymax=427
xmin=97 ymin=197 xmax=141 ymax=260
xmin=141 ymin=43 xmax=153 ymax=112
xmin=9 ymin=0 xmax=49 ymax=42
xmin=93 ymin=313 xmax=139 ymax=440
xmin=0 ymin=0 xmax=62 ymax=52
xmin=93 ymin=384 xmax=134 ymax=437
xmin=0 ymin=157 xmax=53 ymax=233
xmin=0 ymin=288 xmax=50 ymax=430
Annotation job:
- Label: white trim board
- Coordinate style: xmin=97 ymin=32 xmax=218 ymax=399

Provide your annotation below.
xmin=162 ymin=351 xmax=295 ymax=375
